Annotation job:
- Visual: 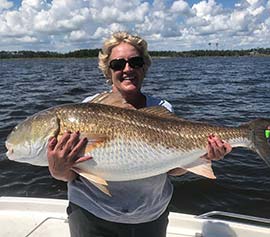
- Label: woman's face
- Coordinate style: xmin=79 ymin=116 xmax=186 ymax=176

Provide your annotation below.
xmin=109 ymin=42 xmax=145 ymax=96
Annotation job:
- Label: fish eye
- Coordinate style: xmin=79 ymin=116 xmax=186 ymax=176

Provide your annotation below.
xmin=9 ymin=126 xmax=19 ymax=136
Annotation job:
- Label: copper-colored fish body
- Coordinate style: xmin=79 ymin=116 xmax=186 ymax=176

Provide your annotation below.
xmin=5 ymin=103 xmax=270 ymax=186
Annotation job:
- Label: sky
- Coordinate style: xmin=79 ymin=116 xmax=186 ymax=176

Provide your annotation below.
xmin=0 ymin=0 xmax=269 ymax=52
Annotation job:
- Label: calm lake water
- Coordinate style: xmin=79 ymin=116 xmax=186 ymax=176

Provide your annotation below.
xmin=0 ymin=57 xmax=270 ymax=218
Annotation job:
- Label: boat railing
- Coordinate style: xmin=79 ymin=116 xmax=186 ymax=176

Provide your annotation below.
xmin=196 ymin=211 xmax=270 ymax=226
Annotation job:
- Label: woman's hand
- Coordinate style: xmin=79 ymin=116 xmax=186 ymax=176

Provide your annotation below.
xmin=168 ymin=135 xmax=232 ymax=176
xmin=201 ymin=134 xmax=232 ymax=160
xmin=47 ymin=131 xmax=92 ymax=182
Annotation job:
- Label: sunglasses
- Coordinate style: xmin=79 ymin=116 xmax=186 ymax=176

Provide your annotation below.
xmin=109 ymin=56 xmax=144 ymax=71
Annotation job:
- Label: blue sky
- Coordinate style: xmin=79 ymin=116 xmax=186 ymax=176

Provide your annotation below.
xmin=1 ymin=0 xmax=270 ymax=52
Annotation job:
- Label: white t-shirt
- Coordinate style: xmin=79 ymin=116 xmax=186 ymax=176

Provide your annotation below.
xmin=68 ymin=94 xmax=174 ymax=224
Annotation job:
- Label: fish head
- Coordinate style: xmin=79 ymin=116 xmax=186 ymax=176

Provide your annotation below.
xmin=5 ymin=111 xmax=60 ymax=166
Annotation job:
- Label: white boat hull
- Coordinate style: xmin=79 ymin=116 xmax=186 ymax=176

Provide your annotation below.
xmin=0 ymin=196 xmax=269 ymax=237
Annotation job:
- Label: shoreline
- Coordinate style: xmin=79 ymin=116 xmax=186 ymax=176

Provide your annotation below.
xmin=1 ymin=54 xmax=270 ymax=60
xmin=1 ymin=48 xmax=270 ymax=59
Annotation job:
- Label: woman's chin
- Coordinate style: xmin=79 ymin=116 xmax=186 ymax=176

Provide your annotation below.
xmin=120 ymin=82 xmax=140 ymax=93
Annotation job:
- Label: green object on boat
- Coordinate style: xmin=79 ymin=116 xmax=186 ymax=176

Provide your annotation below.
xmin=265 ymin=130 xmax=270 ymax=139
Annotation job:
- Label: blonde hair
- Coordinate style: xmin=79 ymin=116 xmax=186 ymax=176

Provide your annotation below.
xmin=98 ymin=31 xmax=152 ymax=84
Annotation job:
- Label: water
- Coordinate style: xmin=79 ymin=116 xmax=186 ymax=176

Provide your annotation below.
xmin=1 ymin=57 xmax=270 ymax=218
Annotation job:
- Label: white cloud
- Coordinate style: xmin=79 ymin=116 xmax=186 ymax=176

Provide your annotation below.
xmin=0 ymin=0 xmax=13 ymax=11
xmin=248 ymin=5 xmax=265 ymax=16
xmin=0 ymin=0 xmax=270 ymax=51
xmin=246 ymin=0 xmax=260 ymax=5
xmin=230 ymin=10 xmax=249 ymax=32
xmin=170 ymin=0 xmax=192 ymax=15
xmin=21 ymin=0 xmax=49 ymax=11
xmin=17 ymin=35 xmax=38 ymax=43
xmin=89 ymin=1 xmax=149 ymax=23
xmin=68 ymin=30 xmax=87 ymax=41
xmin=192 ymin=0 xmax=223 ymax=18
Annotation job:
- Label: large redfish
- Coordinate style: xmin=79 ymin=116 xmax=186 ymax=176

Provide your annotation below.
xmin=5 ymin=103 xmax=270 ymax=195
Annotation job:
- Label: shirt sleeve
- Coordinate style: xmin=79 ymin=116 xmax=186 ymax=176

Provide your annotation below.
xmin=82 ymin=93 xmax=100 ymax=103
xmin=145 ymin=94 xmax=174 ymax=113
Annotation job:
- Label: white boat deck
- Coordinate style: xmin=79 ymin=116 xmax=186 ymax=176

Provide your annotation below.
xmin=0 ymin=196 xmax=269 ymax=237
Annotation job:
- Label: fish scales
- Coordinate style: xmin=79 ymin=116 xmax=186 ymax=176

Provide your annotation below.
xmin=50 ymin=104 xmax=248 ymax=181
xmin=53 ymin=103 xmax=245 ymax=152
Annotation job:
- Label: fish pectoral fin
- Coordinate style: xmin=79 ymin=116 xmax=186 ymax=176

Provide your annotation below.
xmin=71 ymin=167 xmax=108 ymax=185
xmin=90 ymin=182 xmax=112 ymax=197
xmin=185 ymin=160 xmax=216 ymax=179
xmin=80 ymin=134 xmax=107 ymax=154
xmin=71 ymin=167 xmax=111 ymax=196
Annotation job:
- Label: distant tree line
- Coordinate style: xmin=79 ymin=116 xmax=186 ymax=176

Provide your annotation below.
xmin=0 ymin=49 xmax=100 ymax=59
xmin=1 ymin=48 xmax=270 ymax=59
xmin=149 ymin=48 xmax=270 ymax=57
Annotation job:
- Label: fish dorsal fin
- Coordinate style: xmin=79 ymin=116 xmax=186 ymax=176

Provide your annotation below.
xmin=71 ymin=167 xmax=111 ymax=197
xmin=139 ymin=106 xmax=185 ymax=121
xmin=139 ymin=106 xmax=174 ymax=118
xmin=89 ymin=91 xmax=136 ymax=110
xmin=89 ymin=91 xmax=111 ymax=103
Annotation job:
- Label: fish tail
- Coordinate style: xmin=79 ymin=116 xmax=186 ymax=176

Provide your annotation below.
xmin=247 ymin=118 xmax=270 ymax=167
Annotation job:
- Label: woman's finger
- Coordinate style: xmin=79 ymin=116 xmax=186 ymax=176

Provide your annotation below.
xmin=63 ymin=131 xmax=81 ymax=157
xmin=48 ymin=137 xmax=57 ymax=151
xmin=69 ymin=137 xmax=89 ymax=162
xmin=54 ymin=131 xmax=71 ymax=151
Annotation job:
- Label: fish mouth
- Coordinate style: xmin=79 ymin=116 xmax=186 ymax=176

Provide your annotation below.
xmin=5 ymin=142 xmax=14 ymax=160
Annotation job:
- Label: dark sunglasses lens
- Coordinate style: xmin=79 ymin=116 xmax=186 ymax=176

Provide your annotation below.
xmin=109 ymin=59 xmax=126 ymax=71
xmin=129 ymin=57 xmax=144 ymax=68
xmin=109 ymin=57 xmax=144 ymax=71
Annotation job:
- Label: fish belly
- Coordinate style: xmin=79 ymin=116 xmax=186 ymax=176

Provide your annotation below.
xmin=75 ymin=139 xmax=205 ymax=181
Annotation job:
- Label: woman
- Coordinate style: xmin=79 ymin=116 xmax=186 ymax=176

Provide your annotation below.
xmin=47 ymin=32 xmax=231 ymax=237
